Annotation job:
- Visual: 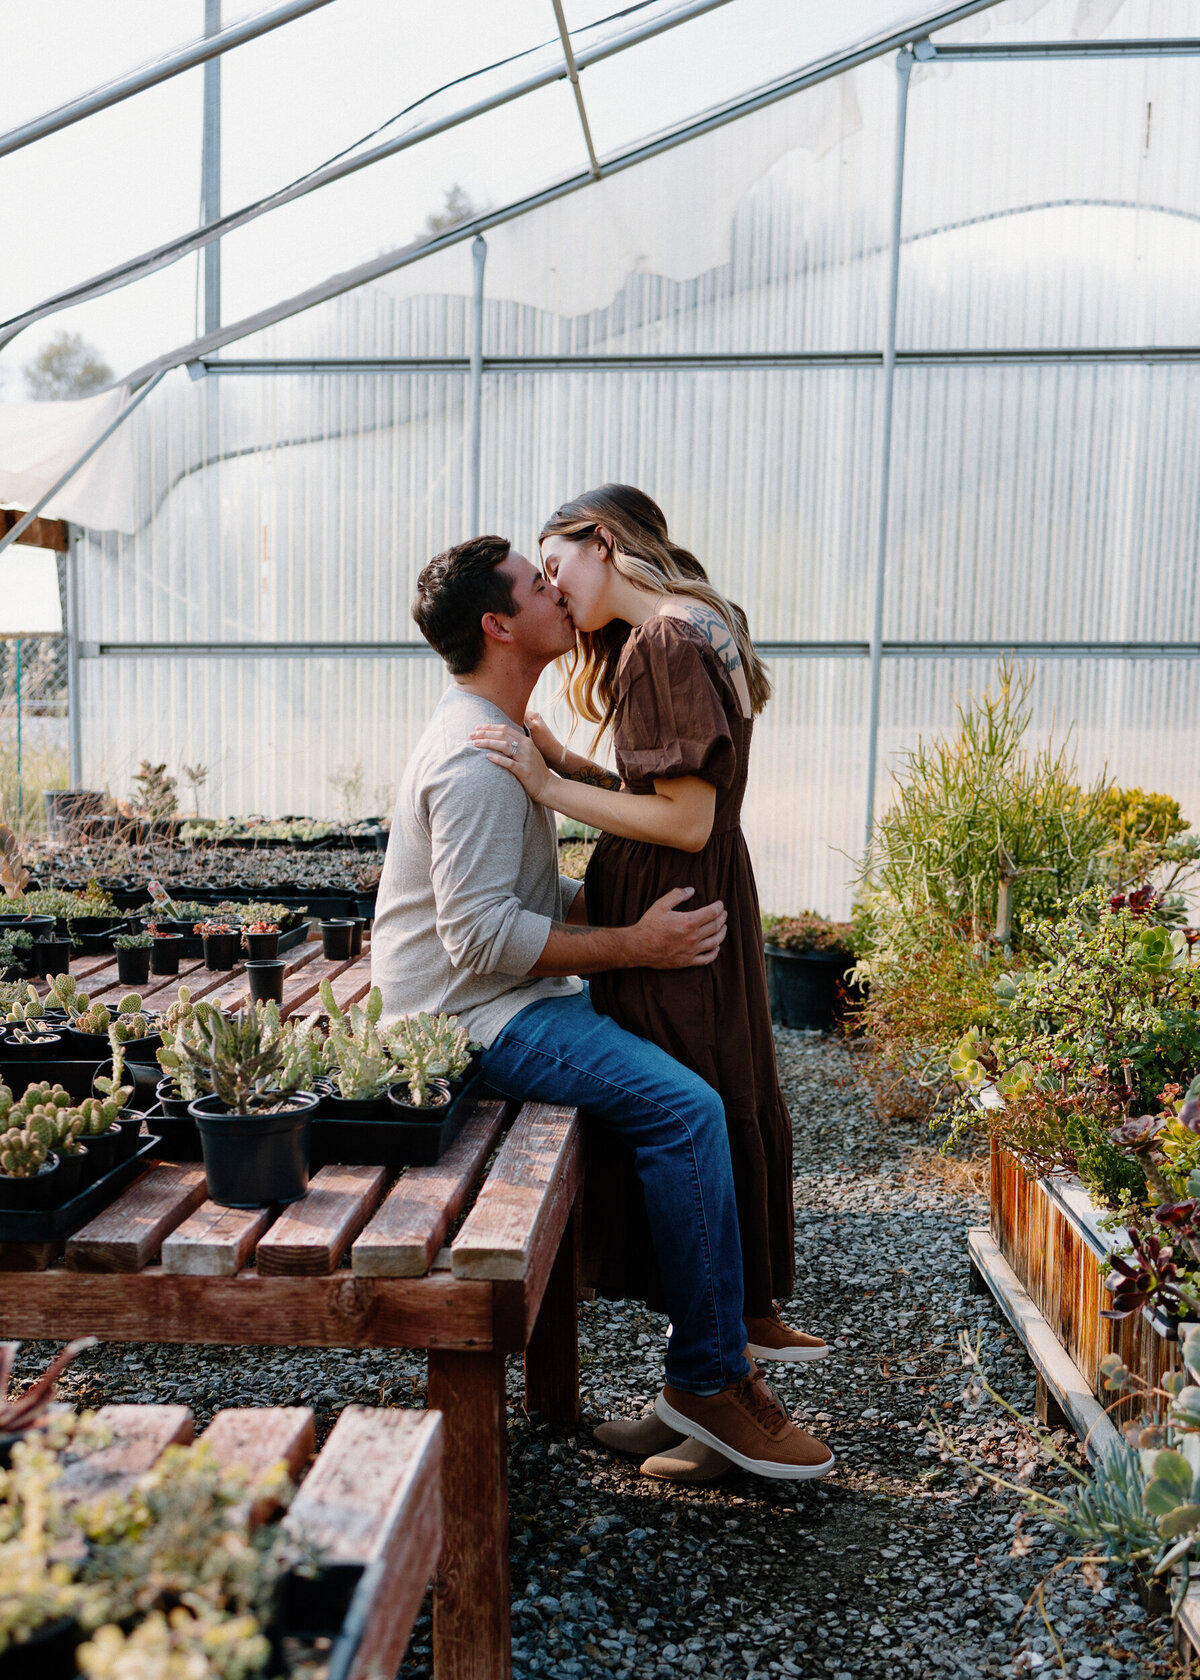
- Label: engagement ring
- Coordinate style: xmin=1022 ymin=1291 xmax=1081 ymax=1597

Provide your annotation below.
xmin=509 ymin=740 xmax=519 ymax=757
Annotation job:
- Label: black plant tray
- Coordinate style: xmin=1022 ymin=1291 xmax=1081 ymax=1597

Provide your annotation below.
xmin=0 ymin=1132 xmax=159 ymax=1245
xmin=139 ymin=1103 xmax=202 ymax=1161
xmin=3 ymin=1058 xmax=106 ymax=1101
xmin=311 ymin=1084 xmax=476 ymax=1169
xmin=171 ymin=920 xmax=312 ymax=962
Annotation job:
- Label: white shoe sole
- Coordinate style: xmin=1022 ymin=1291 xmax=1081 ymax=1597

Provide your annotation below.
xmin=654 ymin=1393 xmax=836 ymax=1482
xmin=746 ymin=1341 xmax=831 ymax=1363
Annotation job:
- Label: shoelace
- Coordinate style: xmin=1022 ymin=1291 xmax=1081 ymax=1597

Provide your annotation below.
xmin=732 ymin=1371 xmax=791 ymax=1438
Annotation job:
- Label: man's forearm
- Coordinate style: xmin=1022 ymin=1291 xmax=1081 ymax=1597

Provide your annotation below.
xmin=528 ymin=920 xmax=640 ymax=977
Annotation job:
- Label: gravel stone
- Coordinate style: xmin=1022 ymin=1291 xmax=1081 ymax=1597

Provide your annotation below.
xmin=11 ymin=1029 xmax=1176 ymax=1677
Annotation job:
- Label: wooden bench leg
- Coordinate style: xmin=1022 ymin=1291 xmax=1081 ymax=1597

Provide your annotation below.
xmin=524 ymin=1200 xmax=580 ymax=1424
xmin=429 ymin=1349 xmax=511 ymax=1680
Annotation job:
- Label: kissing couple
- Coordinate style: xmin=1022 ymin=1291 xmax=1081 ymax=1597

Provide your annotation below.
xmin=371 ymin=483 xmax=834 ymax=1483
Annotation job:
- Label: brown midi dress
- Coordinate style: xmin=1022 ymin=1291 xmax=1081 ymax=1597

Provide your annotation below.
xmin=581 ymin=614 xmax=795 ymax=1318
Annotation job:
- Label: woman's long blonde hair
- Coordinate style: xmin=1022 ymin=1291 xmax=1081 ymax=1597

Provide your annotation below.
xmin=540 ymin=484 xmax=771 ymax=739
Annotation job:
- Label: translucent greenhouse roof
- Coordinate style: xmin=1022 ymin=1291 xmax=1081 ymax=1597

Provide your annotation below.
xmin=3 ymin=0 xmax=1066 ymax=387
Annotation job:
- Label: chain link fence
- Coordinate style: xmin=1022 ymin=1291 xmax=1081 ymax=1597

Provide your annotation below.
xmin=0 ymin=549 xmax=70 ymax=833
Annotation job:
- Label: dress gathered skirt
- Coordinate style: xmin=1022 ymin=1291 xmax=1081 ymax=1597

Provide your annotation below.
xmin=581 ymin=615 xmax=795 ymax=1317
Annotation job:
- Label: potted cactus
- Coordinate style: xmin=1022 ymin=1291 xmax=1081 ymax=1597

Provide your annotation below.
xmin=318 ymin=981 xmax=399 ymax=1119
xmin=113 ymin=930 xmax=153 ymax=986
xmin=180 ymin=1005 xmax=317 ymax=1206
xmin=147 ymin=923 xmax=183 ymax=976
xmin=0 ymin=1094 xmax=63 ymax=1210
xmin=385 ymin=1014 xmax=455 ymax=1120
xmin=194 ymin=921 xmax=239 ymax=971
xmin=47 ymin=977 xmax=161 ymax=1063
xmin=761 ymin=911 xmax=859 ymax=1031
xmin=240 ymin=920 xmax=280 ymax=961
xmin=0 ymin=1017 xmax=64 ymax=1062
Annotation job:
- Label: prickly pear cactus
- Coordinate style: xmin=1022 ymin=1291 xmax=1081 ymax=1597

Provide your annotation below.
xmin=0 ymin=1120 xmax=52 ymax=1177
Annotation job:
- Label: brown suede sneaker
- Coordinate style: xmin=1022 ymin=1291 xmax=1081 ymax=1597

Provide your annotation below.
xmin=641 ymin=1436 xmax=731 ymax=1484
xmin=744 ymin=1308 xmax=830 ymax=1363
xmin=655 ymin=1368 xmax=835 ymax=1480
xmin=593 ymin=1412 xmax=686 ymax=1457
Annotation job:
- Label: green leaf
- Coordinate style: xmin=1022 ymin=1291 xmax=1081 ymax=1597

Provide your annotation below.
xmin=1144 ymin=1450 xmax=1195 ymax=1515
xmin=1171 ymin=1386 xmax=1200 ymax=1427
xmin=1157 ymin=1502 xmax=1200 ymax=1539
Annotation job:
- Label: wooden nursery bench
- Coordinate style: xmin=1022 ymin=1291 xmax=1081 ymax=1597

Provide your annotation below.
xmin=0 ymin=1093 xmax=583 ymax=1680
xmin=46 ymin=1398 xmax=442 ymax=1680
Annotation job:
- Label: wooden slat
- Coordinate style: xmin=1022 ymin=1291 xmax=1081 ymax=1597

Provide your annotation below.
xmin=201 ymin=1405 xmax=316 ymax=1525
xmin=58 ymin=1404 xmax=193 ymax=1504
xmin=278 ymin=951 xmax=361 ymax=1019
xmin=524 ymin=1199 xmax=580 ymax=1424
xmin=284 ymin=1405 xmax=437 ymax=1565
xmin=162 ymin=1200 xmax=279 ymax=1276
xmin=66 ymin=1162 xmax=209 ymax=1272
xmin=256 ymin=1165 xmax=389 ymax=1277
xmin=0 ymin=509 xmax=68 ymax=550
xmin=451 ymin=1103 xmax=580 ymax=1284
xmin=203 ymin=940 xmax=323 ymax=1013
xmin=0 ymin=1238 xmax=62 ymax=1272
xmin=352 ymin=1101 xmax=508 ymax=1279
xmin=0 ymin=1268 xmax=494 ymax=1349
xmin=324 ymin=1412 xmax=442 ymax=1680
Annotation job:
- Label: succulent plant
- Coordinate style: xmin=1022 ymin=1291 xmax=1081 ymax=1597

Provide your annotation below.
xmin=113 ymin=932 xmax=153 ymax=950
xmin=177 ymin=1007 xmax=307 ymax=1115
xmin=93 ymin=1032 xmax=133 ymax=1116
xmin=0 ymin=1118 xmax=54 ymax=1178
xmin=2 ymin=983 xmax=45 ymax=1024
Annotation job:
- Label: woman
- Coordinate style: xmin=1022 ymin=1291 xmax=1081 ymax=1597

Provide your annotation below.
xmin=470 ymin=484 xmax=824 ymax=1368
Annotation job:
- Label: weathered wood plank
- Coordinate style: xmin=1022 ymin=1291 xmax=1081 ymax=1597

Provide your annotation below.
xmin=429 ymin=1351 xmax=510 ymax=1680
xmin=66 ymin=1162 xmax=209 ymax=1272
xmin=256 ymin=1165 xmax=389 ymax=1277
xmin=0 ymin=1238 xmax=62 ymax=1272
xmin=200 ymin=1406 xmax=315 ymax=1524
xmin=352 ymin=1101 xmax=508 ymax=1279
xmin=277 ymin=951 xmax=360 ymax=1018
xmin=0 ymin=1268 xmax=494 ymax=1349
xmin=451 ymin=1104 xmax=580 ymax=1284
xmin=325 ymin=1412 xmax=442 ymax=1680
xmin=524 ymin=1198 xmax=580 ymax=1424
xmin=320 ymin=957 xmax=374 ymax=1014
xmin=162 ymin=1200 xmax=278 ymax=1276
xmin=58 ymin=1404 xmax=193 ymax=1504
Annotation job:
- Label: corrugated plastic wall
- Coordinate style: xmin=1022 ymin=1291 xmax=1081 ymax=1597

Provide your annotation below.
xmin=75 ymin=7 xmax=1200 ymax=915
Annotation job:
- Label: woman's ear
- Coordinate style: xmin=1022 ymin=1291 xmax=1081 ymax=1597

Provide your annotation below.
xmin=594 ymin=524 xmax=617 ymax=560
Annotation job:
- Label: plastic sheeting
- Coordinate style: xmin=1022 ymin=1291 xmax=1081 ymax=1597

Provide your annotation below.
xmin=0 ymin=385 xmax=138 ymax=531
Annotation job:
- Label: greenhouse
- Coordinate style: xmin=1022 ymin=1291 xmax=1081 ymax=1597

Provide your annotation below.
xmin=1 ymin=1 xmax=1199 ymax=1677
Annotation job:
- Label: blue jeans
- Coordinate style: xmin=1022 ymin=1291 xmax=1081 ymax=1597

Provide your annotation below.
xmin=482 ymin=988 xmax=750 ymax=1396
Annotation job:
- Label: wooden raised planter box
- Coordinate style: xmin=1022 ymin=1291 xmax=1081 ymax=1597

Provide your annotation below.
xmin=986 ymin=1140 xmax=1179 ymax=1414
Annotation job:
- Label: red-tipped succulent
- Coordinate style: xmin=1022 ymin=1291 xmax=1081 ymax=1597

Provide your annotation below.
xmin=1110 ymin=1114 xmax=1165 ymax=1151
xmin=1102 ymin=1233 xmax=1181 ymax=1321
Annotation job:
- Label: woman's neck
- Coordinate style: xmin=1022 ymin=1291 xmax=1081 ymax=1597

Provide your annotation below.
xmin=607 ymin=570 xmax=661 ymax=627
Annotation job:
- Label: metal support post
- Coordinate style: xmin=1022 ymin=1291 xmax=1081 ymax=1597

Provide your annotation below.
xmin=203 ymin=0 xmax=222 ymax=334
xmin=66 ymin=531 xmax=82 ymax=788
xmin=862 ymin=46 xmax=912 ymax=859
xmin=469 ymin=235 xmax=487 ymax=536
xmin=14 ymin=638 xmax=22 ymax=819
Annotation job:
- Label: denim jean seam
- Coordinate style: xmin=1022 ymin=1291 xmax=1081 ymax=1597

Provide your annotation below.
xmin=487 ymin=1029 xmax=740 ymax=1388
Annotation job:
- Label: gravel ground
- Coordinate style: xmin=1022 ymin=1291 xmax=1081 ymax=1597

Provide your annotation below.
xmin=10 ymin=1029 xmax=1178 ymax=1678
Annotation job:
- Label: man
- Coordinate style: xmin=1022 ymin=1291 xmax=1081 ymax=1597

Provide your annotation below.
xmin=371 ymin=533 xmax=833 ymax=1480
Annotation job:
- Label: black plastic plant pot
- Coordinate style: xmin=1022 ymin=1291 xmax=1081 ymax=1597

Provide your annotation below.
xmin=80 ymin=1126 xmax=122 ymax=1185
xmin=20 ymin=915 xmax=55 ymax=938
xmin=150 ymin=935 xmax=183 ymax=975
xmin=0 ymin=914 xmax=29 ymax=931
xmin=386 ymin=1079 xmax=452 ymax=1122
xmin=114 ymin=1111 xmax=144 ymax=1159
xmin=0 ymin=1614 xmax=83 ymax=1678
xmin=763 ymin=946 xmax=849 ymax=1031
xmin=246 ymin=958 xmax=286 ymax=1004
xmin=0 ymin=1155 xmax=61 ymax=1211
xmin=354 ymin=893 xmax=376 ymax=925
xmin=319 ymin=918 xmax=354 ymax=960
xmin=324 ymin=1091 xmax=391 ymax=1122
xmin=96 ymin=1056 xmax=159 ymax=1113
xmin=245 ymin=930 xmax=280 ymax=960
xmin=61 ymin=1025 xmax=111 ymax=1060
xmin=191 ymin=1092 xmax=317 ymax=1208
xmin=349 ymin=917 xmax=366 ymax=958
xmin=116 ymin=946 xmax=152 ymax=986
xmin=121 ymin=1031 xmax=163 ymax=1064
xmin=0 ymin=1029 xmax=64 ymax=1063
xmin=156 ymin=1080 xmax=197 ymax=1118
xmin=56 ymin=1146 xmax=89 ymax=1200
xmin=33 ymin=937 xmax=71 ymax=977
xmin=202 ymin=931 xmax=240 ymax=971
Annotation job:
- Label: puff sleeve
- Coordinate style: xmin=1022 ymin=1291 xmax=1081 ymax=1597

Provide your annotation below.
xmin=612 ymin=618 xmax=736 ymax=790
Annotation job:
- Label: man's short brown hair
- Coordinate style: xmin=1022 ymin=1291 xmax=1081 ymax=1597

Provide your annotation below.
xmin=412 ymin=535 xmax=516 ymax=674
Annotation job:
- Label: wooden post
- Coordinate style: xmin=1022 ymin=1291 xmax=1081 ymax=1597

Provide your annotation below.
xmin=524 ymin=1198 xmax=580 ymax=1423
xmin=428 ymin=1349 xmax=511 ymax=1680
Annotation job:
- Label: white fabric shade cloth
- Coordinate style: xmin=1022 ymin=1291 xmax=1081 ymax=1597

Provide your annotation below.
xmin=0 ymin=385 xmax=138 ymax=533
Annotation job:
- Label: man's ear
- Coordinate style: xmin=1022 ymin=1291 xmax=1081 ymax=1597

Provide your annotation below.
xmin=480 ymin=610 xmax=514 ymax=645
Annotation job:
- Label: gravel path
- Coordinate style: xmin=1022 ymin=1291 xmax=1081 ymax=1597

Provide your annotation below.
xmin=10 ymin=1030 xmax=1177 ymax=1678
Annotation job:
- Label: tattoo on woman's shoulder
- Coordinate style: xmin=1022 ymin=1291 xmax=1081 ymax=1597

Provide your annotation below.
xmin=565 ymin=763 xmax=621 ymax=791
xmin=676 ymin=604 xmax=743 ymax=673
